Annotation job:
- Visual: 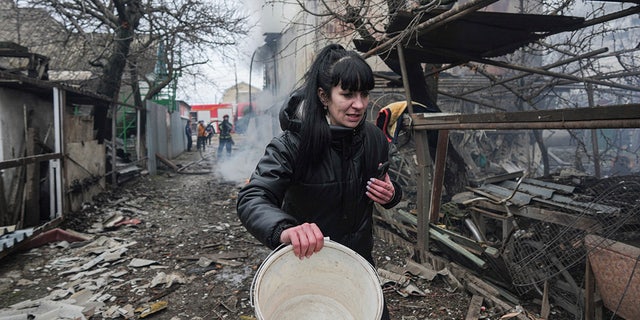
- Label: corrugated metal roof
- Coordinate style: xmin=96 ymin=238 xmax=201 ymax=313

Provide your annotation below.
xmin=0 ymin=70 xmax=112 ymax=106
xmin=354 ymin=9 xmax=584 ymax=63
xmin=0 ymin=227 xmax=34 ymax=253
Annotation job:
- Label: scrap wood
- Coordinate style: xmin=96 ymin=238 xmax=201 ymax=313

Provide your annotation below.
xmin=155 ymin=153 xmax=178 ymax=172
xmin=449 ymin=262 xmax=520 ymax=305
xmin=540 ymin=280 xmax=550 ymax=320
xmin=436 ymin=267 xmax=464 ymax=292
xmin=465 ymin=294 xmax=484 ymax=320
xmin=104 ymin=212 xmax=125 ymax=229
xmin=429 ymin=226 xmax=487 ymax=269
xmin=137 ymin=300 xmax=168 ymax=318
xmin=176 ymin=158 xmax=205 ymax=172
xmin=466 ymin=281 xmax=529 ymax=320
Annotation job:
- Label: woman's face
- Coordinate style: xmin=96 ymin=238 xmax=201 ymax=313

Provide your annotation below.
xmin=321 ymin=85 xmax=369 ymax=128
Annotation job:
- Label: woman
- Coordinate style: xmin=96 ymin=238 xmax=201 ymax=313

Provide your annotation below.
xmin=236 ymin=43 xmax=402 ymax=319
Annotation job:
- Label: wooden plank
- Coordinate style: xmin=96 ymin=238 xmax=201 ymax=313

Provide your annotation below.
xmin=541 ymin=280 xmax=550 ymax=319
xmin=411 ymin=104 xmax=640 ymax=130
xmin=155 ymin=153 xmax=178 ymax=172
xmin=414 ymin=130 xmax=432 ymax=262
xmin=24 ymin=128 xmax=40 ymax=227
xmin=466 ymin=281 xmax=529 ymax=320
xmin=515 ymin=206 xmax=602 ymax=232
xmin=465 ymin=294 xmax=484 ymax=320
xmin=0 ymin=153 xmax=62 ymax=170
xmin=431 ymin=224 xmax=485 ymax=255
xmin=0 ymin=173 xmax=7 ymax=225
xmin=429 ymin=227 xmax=486 ymax=269
xmin=429 ymin=129 xmax=448 ymax=224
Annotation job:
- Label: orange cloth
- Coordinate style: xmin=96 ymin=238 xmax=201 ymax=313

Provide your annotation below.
xmin=197 ymin=123 xmax=206 ymax=137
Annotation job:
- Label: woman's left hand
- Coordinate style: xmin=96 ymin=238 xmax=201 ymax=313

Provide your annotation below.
xmin=366 ymin=174 xmax=395 ymax=204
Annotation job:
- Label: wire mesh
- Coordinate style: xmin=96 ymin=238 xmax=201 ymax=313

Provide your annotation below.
xmin=503 ymin=178 xmax=640 ymax=295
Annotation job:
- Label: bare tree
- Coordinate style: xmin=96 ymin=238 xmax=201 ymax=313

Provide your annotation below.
xmin=14 ymin=0 xmax=250 ymax=140
xmin=272 ymin=0 xmax=639 ymax=184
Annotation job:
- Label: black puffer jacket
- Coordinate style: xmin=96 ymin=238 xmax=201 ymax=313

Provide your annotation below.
xmin=236 ymin=94 xmax=402 ymax=263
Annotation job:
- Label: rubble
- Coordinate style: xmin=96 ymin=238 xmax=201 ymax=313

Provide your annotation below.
xmin=0 ymin=150 xmax=598 ymax=319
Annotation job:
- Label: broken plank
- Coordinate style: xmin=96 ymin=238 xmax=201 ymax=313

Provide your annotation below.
xmin=515 ymin=206 xmax=602 ymax=232
xmin=466 ymin=281 xmax=529 ymax=320
xmin=449 ymin=262 xmax=520 ymax=305
xmin=0 ymin=153 xmax=62 ymax=170
xmin=429 ymin=226 xmax=486 ymax=269
xmin=155 ymin=153 xmax=178 ymax=172
xmin=465 ymin=294 xmax=484 ymax=320
xmin=176 ymin=158 xmax=204 ymax=173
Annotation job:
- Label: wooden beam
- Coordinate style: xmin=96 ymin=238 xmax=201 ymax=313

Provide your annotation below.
xmin=411 ymin=104 xmax=640 ymax=131
xmin=24 ymin=128 xmax=40 ymax=227
xmin=155 ymin=153 xmax=178 ymax=172
xmin=465 ymin=295 xmax=484 ymax=320
xmin=429 ymin=130 xmax=448 ymax=224
xmin=414 ymin=130 xmax=433 ymax=263
xmin=0 ymin=153 xmax=62 ymax=170
xmin=515 ymin=206 xmax=602 ymax=232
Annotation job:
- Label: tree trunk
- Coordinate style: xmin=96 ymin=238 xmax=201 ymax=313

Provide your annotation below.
xmin=94 ymin=0 xmax=143 ymax=142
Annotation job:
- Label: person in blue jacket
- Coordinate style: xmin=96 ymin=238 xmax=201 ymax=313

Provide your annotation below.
xmin=185 ymin=119 xmax=192 ymax=152
xmin=237 ymin=43 xmax=402 ymax=319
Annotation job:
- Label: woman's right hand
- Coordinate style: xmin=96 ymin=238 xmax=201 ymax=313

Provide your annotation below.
xmin=280 ymin=223 xmax=324 ymax=259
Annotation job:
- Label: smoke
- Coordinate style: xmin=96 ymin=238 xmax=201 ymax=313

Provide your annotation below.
xmin=211 ymin=0 xmax=300 ymax=182
xmin=242 ymin=0 xmax=298 ymax=34
xmin=214 ymin=94 xmax=283 ymax=183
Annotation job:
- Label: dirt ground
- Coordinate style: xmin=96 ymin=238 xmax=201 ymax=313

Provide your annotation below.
xmin=0 ymin=140 xmax=570 ymax=320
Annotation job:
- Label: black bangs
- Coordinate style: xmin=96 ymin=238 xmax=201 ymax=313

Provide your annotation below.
xmin=330 ymin=55 xmax=374 ymax=92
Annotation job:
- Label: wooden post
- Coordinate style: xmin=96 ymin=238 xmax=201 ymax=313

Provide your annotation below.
xmin=415 ymin=129 xmax=433 ymax=262
xmin=24 ymin=128 xmax=41 ymax=227
xmin=586 ymin=84 xmax=601 ymax=178
xmin=429 ymin=129 xmax=449 ymax=224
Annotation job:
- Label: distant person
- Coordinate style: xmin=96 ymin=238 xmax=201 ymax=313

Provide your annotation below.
xmin=197 ymin=120 xmax=207 ymax=151
xmin=185 ymin=119 xmax=192 ymax=152
xmin=217 ymin=115 xmax=234 ymax=157
xmin=205 ymin=121 xmax=215 ymax=145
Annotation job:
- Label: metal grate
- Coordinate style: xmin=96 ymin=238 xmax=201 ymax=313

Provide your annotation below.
xmin=503 ymin=179 xmax=640 ymax=295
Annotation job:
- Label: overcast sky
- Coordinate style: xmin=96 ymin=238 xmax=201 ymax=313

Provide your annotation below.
xmin=179 ymin=0 xmax=296 ymax=105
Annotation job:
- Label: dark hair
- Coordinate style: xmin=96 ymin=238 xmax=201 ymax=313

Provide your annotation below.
xmin=296 ymin=44 xmax=374 ymax=173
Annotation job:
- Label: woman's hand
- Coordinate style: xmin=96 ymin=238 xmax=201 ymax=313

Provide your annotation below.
xmin=280 ymin=223 xmax=325 ymax=259
xmin=366 ymin=174 xmax=395 ymax=204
